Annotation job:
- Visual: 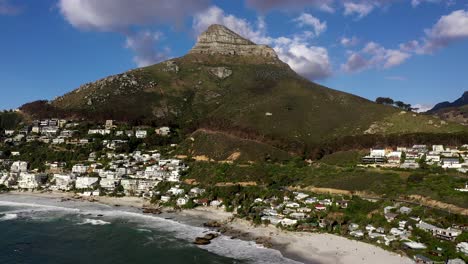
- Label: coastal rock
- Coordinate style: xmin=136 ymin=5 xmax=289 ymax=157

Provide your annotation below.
xmin=189 ymin=24 xmax=277 ymax=59
xmin=204 ymin=220 xmax=222 ymax=228
xmin=194 ymin=237 xmax=211 ymax=245
xmin=203 ymin=233 xmax=219 ymax=240
xmin=142 ymin=208 xmax=162 ymax=215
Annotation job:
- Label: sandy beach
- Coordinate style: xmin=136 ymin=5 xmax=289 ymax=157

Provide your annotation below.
xmin=175 ymin=207 xmax=414 ymax=264
xmin=2 ymin=191 xmax=414 ymax=264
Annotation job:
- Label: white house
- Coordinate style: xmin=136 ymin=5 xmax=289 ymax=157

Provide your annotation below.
xmin=75 ymin=177 xmax=99 ymax=189
xmin=370 ymin=149 xmax=386 ymax=157
xmin=167 ymin=186 xmax=185 ymax=196
xmin=155 ymin=127 xmax=170 ymax=136
xmin=280 ymin=218 xmax=298 ymax=226
xmin=189 ymin=187 xmax=205 ymax=196
xmin=10 ymin=161 xmax=28 ymax=173
xmin=137 ymin=180 xmax=157 ymax=193
xmin=135 ymin=130 xmax=147 ymax=139
xmin=160 ymin=195 xmax=171 ymax=202
xmin=72 ymin=164 xmax=89 ymax=174
xmin=176 ymin=197 xmax=189 ymax=206
xmin=432 ymin=145 xmax=444 ymax=152
xmin=53 ymin=174 xmax=76 ymax=191
xmin=121 ymin=179 xmax=138 ymax=194
xmin=100 ymin=178 xmax=119 ymax=191
xmin=17 ymin=172 xmax=43 ymax=189
xmin=456 ymin=242 xmax=468 ymax=255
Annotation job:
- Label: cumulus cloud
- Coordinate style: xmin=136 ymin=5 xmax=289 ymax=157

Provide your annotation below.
xmin=294 ymin=13 xmax=327 ymax=37
xmin=245 ymin=0 xmax=335 ymax=13
xmin=274 ymin=40 xmax=332 ymax=79
xmin=125 ymin=31 xmax=169 ymax=67
xmin=57 ymin=0 xmax=211 ymax=67
xmin=341 ymin=36 xmax=359 ymax=47
xmin=0 ymin=0 xmax=21 ymax=15
xmin=342 ymin=41 xmax=411 ymax=72
xmin=342 ymin=52 xmax=369 ymax=72
xmin=343 ymin=2 xmax=375 ymax=19
xmin=411 ymin=103 xmax=434 ymax=113
xmin=193 ymin=6 xmax=332 ymax=80
xmin=58 ymin=0 xmax=210 ymax=31
xmin=422 ymin=9 xmax=468 ymax=52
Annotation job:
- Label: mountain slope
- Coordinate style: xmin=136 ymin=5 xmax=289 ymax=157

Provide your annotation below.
xmin=21 ymin=25 xmax=466 ymax=159
xmin=429 ymin=91 xmax=468 ymax=113
xmin=427 ymin=91 xmax=468 ymax=125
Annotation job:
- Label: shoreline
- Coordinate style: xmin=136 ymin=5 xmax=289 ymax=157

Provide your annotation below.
xmin=1 ymin=191 xmax=414 ymax=264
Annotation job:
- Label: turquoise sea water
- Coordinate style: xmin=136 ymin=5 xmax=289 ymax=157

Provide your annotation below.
xmin=0 ymin=195 xmax=300 ymax=264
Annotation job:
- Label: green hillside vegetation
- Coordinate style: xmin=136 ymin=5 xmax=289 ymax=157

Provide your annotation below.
xmin=319 ymin=150 xmax=365 ymax=166
xmin=0 ymin=111 xmax=22 ymax=130
xmin=186 ymin=161 xmax=468 ymax=208
xmin=178 ymin=129 xmax=292 ymax=162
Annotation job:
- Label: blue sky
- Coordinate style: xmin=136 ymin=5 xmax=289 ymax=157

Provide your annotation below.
xmin=0 ymin=0 xmax=467 ymax=111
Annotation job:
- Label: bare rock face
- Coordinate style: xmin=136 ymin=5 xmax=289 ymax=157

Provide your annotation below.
xmin=189 ymin=24 xmax=277 ymax=59
xmin=209 ymin=67 xmax=232 ymax=79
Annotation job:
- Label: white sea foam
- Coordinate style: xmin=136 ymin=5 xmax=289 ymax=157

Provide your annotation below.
xmin=0 ymin=196 xmax=301 ymax=264
xmin=136 ymin=228 xmax=152 ymax=233
xmin=0 ymin=213 xmax=18 ymax=221
xmin=78 ymin=219 xmax=111 ymax=226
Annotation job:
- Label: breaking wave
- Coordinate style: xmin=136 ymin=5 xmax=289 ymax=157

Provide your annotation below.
xmin=0 ymin=213 xmax=18 ymax=221
xmin=78 ymin=218 xmax=111 ymax=226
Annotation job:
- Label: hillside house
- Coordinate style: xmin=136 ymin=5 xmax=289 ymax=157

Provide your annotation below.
xmin=53 ymin=174 xmax=76 ymax=191
xmin=18 ymin=173 xmax=45 ymax=189
xmin=75 ymin=177 xmax=99 ymax=189
xmin=10 ymin=161 xmax=28 ymax=173
xmin=72 ymin=164 xmax=89 ymax=174
xmin=416 ymin=221 xmax=462 ymax=241
xmin=155 ymin=127 xmax=170 ymax=136
xmin=100 ymin=178 xmax=120 ymax=191
xmin=135 ymin=130 xmax=147 ymax=139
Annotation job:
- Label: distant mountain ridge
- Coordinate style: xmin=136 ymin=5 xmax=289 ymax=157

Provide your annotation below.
xmin=427 ymin=91 xmax=468 ymax=125
xmin=19 ymin=24 xmax=467 ymax=160
xmin=429 ymin=91 xmax=468 ymax=113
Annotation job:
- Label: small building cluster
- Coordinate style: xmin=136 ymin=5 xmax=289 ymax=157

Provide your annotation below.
xmin=361 ymin=145 xmax=468 ymax=172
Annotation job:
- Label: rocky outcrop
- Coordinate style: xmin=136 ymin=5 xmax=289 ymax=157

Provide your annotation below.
xmin=189 ymin=24 xmax=277 ymax=59
xmin=193 ymin=233 xmax=219 ymax=245
xmin=209 ymin=67 xmax=232 ymax=79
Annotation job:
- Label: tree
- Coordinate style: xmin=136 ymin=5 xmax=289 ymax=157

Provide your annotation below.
xmin=376 ymin=97 xmax=394 ymax=105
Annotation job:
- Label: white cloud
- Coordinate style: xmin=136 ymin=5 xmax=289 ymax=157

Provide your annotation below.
xmin=0 ymin=0 xmax=21 ymax=15
xmin=58 ymin=0 xmax=210 ymax=67
xmin=125 ymin=31 xmax=169 ymax=67
xmin=342 ymin=41 xmax=411 ymax=72
xmin=412 ymin=103 xmax=434 ymax=113
xmin=342 ymin=52 xmax=369 ymax=72
xmin=422 ymin=9 xmax=468 ymax=52
xmin=245 ymin=0 xmax=335 ymax=13
xmin=343 ymin=2 xmax=375 ymax=19
xmin=411 ymin=0 xmax=441 ymax=7
xmin=274 ymin=41 xmax=332 ymax=79
xmin=341 ymin=36 xmax=359 ymax=47
xmin=58 ymin=0 xmax=210 ymax=31
xmin=193 ymin=6 xmax=332 ymax=80
xmin=294 ymin=13 xmax=327 ymax=37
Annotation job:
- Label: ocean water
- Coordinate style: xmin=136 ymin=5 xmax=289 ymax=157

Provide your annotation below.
xmin=0 ymin=195 xmax=301 ymax=264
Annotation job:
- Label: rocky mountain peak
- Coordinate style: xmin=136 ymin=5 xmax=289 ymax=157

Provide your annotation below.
xmin=189 ymin=24 xmax=278 ymax=59
xmin=196 ymin=24 xmax=254 ymax=45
